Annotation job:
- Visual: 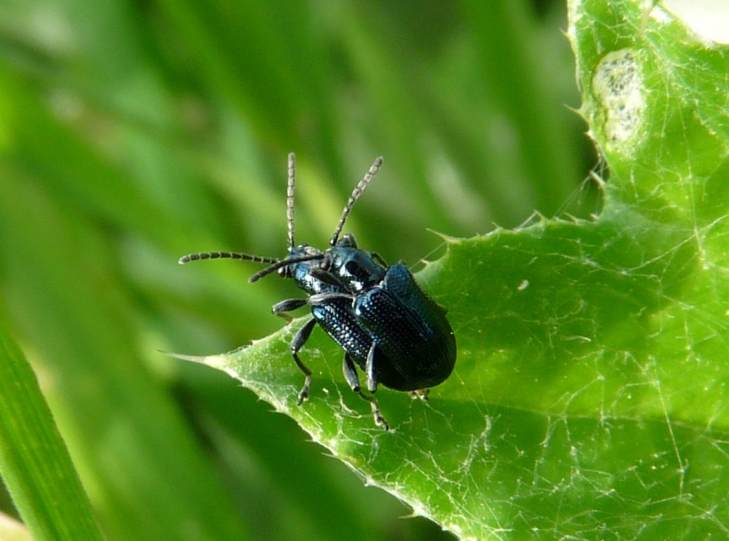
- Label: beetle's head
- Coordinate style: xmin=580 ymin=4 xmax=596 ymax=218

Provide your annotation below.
xmin=276 ymin=245 xmax=322 ymax=278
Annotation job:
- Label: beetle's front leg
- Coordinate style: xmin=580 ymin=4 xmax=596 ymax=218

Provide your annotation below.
xmin=272 ymin=298 xmax=308 ymax=323
xmin=290 ymin=317 xmax=318 ymax=404
xmin=343 ymin=353 xmax=389 ymax=430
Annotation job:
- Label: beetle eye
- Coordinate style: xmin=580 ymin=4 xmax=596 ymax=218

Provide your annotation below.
xmin=345 ymin=260 xmax=364 ymax=278
xmin=340 ymin=234 xmax=357 ymax=248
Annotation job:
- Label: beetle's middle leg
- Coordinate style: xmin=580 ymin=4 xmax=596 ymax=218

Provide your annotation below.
xmin=289 ymin=317 xmax=317 ymax=404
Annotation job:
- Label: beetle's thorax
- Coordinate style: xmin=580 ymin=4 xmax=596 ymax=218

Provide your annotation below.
xmin=324 ymin=241 xmax=386 ymax=293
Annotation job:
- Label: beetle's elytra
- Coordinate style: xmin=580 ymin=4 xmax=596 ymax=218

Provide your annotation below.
xmin=179 ymin=154 xmax=456 ymax=429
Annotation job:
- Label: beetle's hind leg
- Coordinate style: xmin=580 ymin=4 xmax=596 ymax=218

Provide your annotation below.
xmin=290 ymin=318 xmax=317 ymax=404
xmin=365 ymin=342 xmax=378 ymax=393
xmin=361 ymin=392 xmax=389 ymax=430
xmin=409 ymin=389 xmax=430 ymax=401
xmin=343 ymin=354 xmax=389 ymax=430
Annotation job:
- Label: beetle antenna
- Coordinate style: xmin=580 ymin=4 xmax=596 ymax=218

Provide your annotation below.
xmin=287 ymin=153 xmax=296 ymax=251
xmin=179 ymin=252 xmax=280 ymax=265
xmin=248 ymin=253 xmax=324 ymax=283
xmin=329 ymin=157 xmax=383 ymax=246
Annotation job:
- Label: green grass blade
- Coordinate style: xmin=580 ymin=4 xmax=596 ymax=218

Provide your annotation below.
xmin=0 ymin=320 xmax=105 ymax=541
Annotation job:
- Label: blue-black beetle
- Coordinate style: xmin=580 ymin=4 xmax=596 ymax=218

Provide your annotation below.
xmin=179 ymin=154 xmax=456 ymax=428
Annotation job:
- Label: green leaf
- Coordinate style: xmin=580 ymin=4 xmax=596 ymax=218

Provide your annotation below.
xmin=187 ymin=1 xmax=729 ymax=538
xmin=0 ymin=320 xmax=105 ymax=541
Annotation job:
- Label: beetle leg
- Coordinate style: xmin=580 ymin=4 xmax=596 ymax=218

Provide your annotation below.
xmin=308 ymin=267 xmax=346 ymax=287
xmin=343 ymin=354 xmax=389 ymax=429
xmin=272 ymin=298 xmax=308 ymax=323
xmin=308 ymin=292 xmax=355 ymax=305
xmin=371 ymin=251 xmax=388 ymax=267
xmin=366 ymin=341 xmax=378 ymax=393
xmin=409 ymin=389 xmax=430 ymax=401
xmin=366 ymin=398 xmax=389 ymax=430
xmin=290 ymin=318 xmax=317 ymax=404
xmin=342 ymin=353 xmax=361 ymax=392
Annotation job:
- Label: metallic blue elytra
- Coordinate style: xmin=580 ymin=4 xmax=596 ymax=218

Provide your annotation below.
xmin=179 ymin=153 xmax=457 ymax=429
xmin=354 ymin=263 xmax=456 ymax=391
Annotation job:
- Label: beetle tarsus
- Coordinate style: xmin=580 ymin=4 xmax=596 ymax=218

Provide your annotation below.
xmin=409 ymin=389 xmax=430 ymax=401
xmin=297 ymin=377 xmax=311 ymax=405
xmin=356 ymin=390 xmax=389 ymax=430
xmin=372 ymin=405 xmax=389 ymax=431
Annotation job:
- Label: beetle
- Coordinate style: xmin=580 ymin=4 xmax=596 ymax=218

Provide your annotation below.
xmin=179 ymin=153 xmax=456 ymax=428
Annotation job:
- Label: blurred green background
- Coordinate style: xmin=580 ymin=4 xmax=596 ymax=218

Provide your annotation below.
xmin=0 ymin=0 xmax=595 ymax=539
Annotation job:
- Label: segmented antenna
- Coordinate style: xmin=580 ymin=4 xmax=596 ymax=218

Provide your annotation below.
xmin=329 ymin=157 xmax=383 ymax=246
xmin=287 ymin=153 xmax=296 ymax=251
xmin=248 ymin=253 xmax=323 ymax=283
xmin=178 ymin=252 xmax=280 ymax=265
